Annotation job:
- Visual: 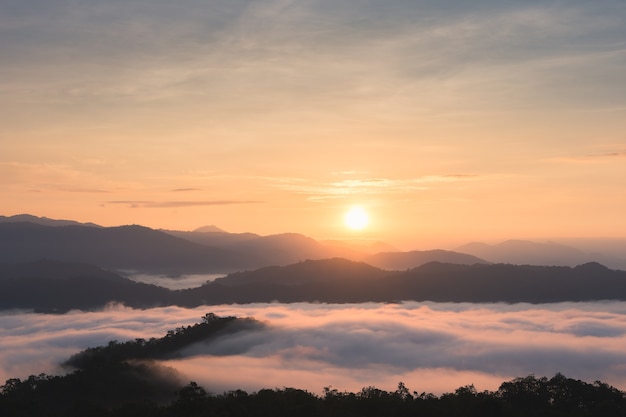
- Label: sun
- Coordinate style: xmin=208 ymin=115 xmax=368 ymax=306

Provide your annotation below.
xmin=345 ymin=206 xmax=369 ymax=230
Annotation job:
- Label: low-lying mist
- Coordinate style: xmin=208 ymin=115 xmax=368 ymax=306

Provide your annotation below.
xmin=2 ymin=301 xmax=626 ymax=395
xmin=124 ymin=273 xmax=225 ymax=289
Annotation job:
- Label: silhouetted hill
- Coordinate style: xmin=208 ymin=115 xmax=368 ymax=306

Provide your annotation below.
xmin=0 ymin=315 xmax=262 ymax=413
xmin=165 ymin=229 xmax=261 ymax=246
xmin=164 ymin=230 xmax=491 ymax=271
xmin=227 ymin=233 xmax=340 ymax=265
xmin=213 ymin=258 xmax=388 ymax=286
xmin=194 ymin=260 xmax=626 ymax=305
xmin=64 ymin=313 xmax=262 ymax=369
xmin=0 ymin=214 xmax=101 ymax=228
xmin=193 ymin=224 xmax=228 ymax=233
xmin=165 ymin=230 xmax=360 ymax=266
xmin=457 ymin=239 xmax=626 ymax=269
xmin=0 ymin=219 xmax=369 ymax=276
xmin=0 ymin=260 xmax=173 ymax=313
xmin=386 ymin=262 xmax=626 ymax=303
xmin=321 ymin=239 xmax=399 ymax=254
xmin=2 ymin=259 xmax=626 ymax=311
xmin=0 ymin=222 xmax=241 ymax=274
xmin=364 ymin=249 xmax=489 ymax=270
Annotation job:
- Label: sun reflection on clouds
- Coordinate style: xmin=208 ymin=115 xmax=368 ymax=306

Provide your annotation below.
xmin=265 ymin=174 xmax=480 ymax=202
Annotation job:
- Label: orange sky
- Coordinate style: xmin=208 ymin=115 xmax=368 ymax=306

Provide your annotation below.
xmin=1 ymin=0 xmax=625 ymax=249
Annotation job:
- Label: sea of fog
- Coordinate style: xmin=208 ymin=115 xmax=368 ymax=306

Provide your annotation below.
xmin=2 ymin=301 xmax=626 ymax=395
xmin=124 ymin=273 xmax=225 ymax=289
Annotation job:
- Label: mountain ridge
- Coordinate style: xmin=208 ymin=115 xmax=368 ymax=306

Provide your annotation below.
xmin=2 ymin=258 xmax=626 ymax=312
xmin=457 ymin=239 xmax=626 ymax=270
xmin=0 ymin=216 xmax=487 ymax=275
xmin=2 ymin=214 xmax=624 ymax=276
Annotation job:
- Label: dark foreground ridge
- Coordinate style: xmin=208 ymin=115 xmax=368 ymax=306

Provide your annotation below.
xmin=2 ymin=259 xmax=626 ymax=312
xmin=1 ymin=315 xmax=625 ymax=417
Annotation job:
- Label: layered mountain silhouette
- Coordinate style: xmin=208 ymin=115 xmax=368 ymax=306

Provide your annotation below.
xmin=0 ymin=260 xmax=172 ymax=312
xmin=0 ymin=222 xmax=240 ymax=274
xmin=0 ymin=215 xmax=485 ymax=274
xmin=457 ymin=239 xmax=626 ymax=270
xmin=164 ymin=229 xmax=354 ymax=267
xmin=0 ymin=214 xmax=102 ymax=228
xmin=0 ymin=215 xmax=626 ymax=312
xmin=2 ymin=258 xmax=626 ymax=312
xmin=364 ymin=249 xmax=488 ymax=270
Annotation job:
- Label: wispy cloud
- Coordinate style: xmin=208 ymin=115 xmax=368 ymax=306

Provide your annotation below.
xmin=56 ymin=187 xmax=110 ymax=194
xmin=548 ymin=150 xmax=626 ymax=164
xmin=104 ymin=200 xmax=263 ymax=208
xmin=266 ymin=175 xmax=480 ymax=201
xmin=3 ymin=1 xmax=623 ymax=114
xmin=171 ymin=188 xmax=202 ymax=192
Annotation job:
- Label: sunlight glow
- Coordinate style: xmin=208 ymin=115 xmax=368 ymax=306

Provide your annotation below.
xmin=345 ymin=206 xmax=369 ymax=230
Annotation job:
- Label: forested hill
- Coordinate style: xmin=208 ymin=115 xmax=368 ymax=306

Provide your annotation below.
xmin=64 ymin=313 xmax=263 ymax=370
xmin=2 ymin=259 xmax=626 ymax=312
xmin=1 ymin=314 xmax=265 ymax=413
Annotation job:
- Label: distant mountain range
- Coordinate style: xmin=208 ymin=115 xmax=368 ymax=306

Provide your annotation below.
xmin=2 ymin=258 xmax=626 ymax=313
xmin=1 ymin=214 xmax=489 ymax=275
xmin=0 ymin=222 xmax=239 ymax=274
xmin=0 ymin=214 xmax=102 ymax=228
xmin=2 ymin=214 xmax=624 ymax=276
xmin=457 ymin=240 xmax=626 ymax=270
xmin=363 ymin=249 xmax=488 ymax=270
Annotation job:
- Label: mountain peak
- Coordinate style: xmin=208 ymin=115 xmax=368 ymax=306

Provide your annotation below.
xmin=193 ymin=225 xmax=227 ymax=233
xmin=574 ymin=262 xmax=611 ymax=273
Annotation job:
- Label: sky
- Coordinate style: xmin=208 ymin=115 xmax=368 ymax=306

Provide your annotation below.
xmin=1 ymin=0 xmax=625 ymax=249
xmin=3 ymin=302 xmax=626 ymax=395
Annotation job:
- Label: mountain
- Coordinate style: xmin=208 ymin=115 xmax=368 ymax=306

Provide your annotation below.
xmin=0 ymin=315 xmax=262 ymax=413
xmin=3 ymin=259 xmax=626 ymax=312
xmin=165 ymin=229 xmax=487 ymax=272
xmin=321 ymin=239 xmax=398 ymax=255
xmin=363 ymin=249 xmax=489 ymax=270
xmin=1 ymin=218 xmax=450 ymax=276
xmin=197 ymin=260 xmax=626 ymax=305
xmin=193 ymin=224 xmax=228 ymax=233
xmin=0 ymin=260 xmax=173 ymax=313
xmin=387 ymin=261 xmax=625 ymax=303
xmin=224 ymin=233 xmax=343 ymax=265
xmin=455 ymin=239 xmax=626 ymax=268
xmin=212 ymin=258 xmax=387 ymax=286
xmin=0 ymin=222 xmax=241 ymax=274
xmin=0 ymin=214 xmax=101 ymax=228
xmin=165 ymin=229 xmax=362 ymax=265
xmin=3 ymin=214 xmax=624 ymax=278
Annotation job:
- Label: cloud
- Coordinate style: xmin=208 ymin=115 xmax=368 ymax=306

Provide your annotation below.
xmin=2 ymin=301 xmax=626 ymax=396
xmin=266 ymin=174 xmax=480 ymax=201
xmin=3 ymin=0 xmax=623 ymax=116
xmin=125 ymin=273 xmax=225 ymax=290
xmin=57 ymin=187 xmax=110 ymax=193
xmin=104 ymin=200 xmax=263 ymax=208
xmin=171 ymin=188 xmax=202 ymax=192
xmin=548 ymin=150 xmax=626 ymax=164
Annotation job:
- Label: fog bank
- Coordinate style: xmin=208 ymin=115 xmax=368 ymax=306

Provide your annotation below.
xmin=2 ymin=302 xmax=626 ymax=395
